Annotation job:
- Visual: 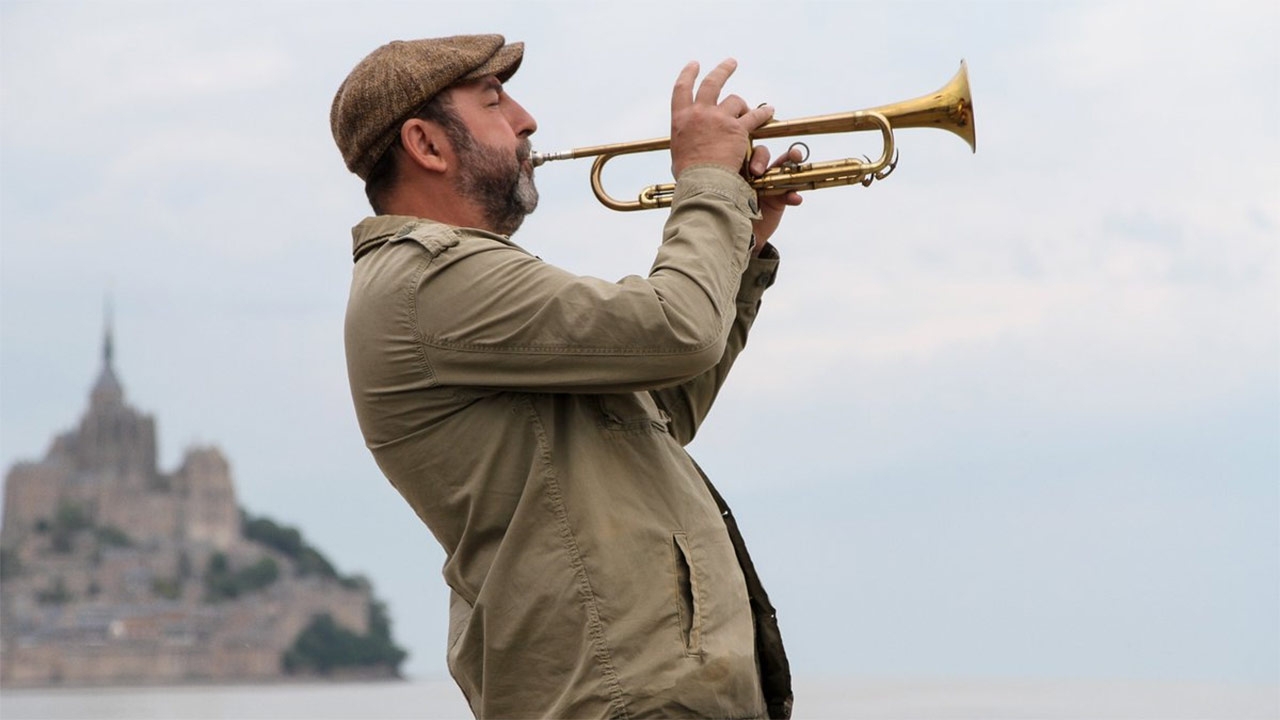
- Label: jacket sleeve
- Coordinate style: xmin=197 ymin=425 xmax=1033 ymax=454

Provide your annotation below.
xmin=413 ymin=166 xmax=761 ymax=393
xmin=650 ymin=247 xmax=780 ymax=445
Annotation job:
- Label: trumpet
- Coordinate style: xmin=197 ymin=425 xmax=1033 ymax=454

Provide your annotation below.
xmin=531 ymin=61 xmax=976 ymax=211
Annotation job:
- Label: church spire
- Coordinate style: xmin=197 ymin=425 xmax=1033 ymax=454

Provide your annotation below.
xmin=103 ymin=295 xmax=115 ymax=371
xmin=91 ymin=295 xmax=123 ymax=408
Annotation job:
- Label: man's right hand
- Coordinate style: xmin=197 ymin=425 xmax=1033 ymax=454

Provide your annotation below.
xmin=669 ymin=59 xmax=775 ymax=179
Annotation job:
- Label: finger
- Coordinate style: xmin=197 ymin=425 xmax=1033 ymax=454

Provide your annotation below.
xmin=719 ymin=94 xmax=749 ymax=119
xmin=735 ymin=103 xmax=775 ymax=132
xmin=749 ymin=144 xmax=771 ymax=177
xmin=694 ymin=58 xmax=737 ymax=105
xmin=766 ymin=144 xmax=803 ymax=171
xmin=671 ymin=61 xmax=699 ymax=113
xmin=759 ymin=189 xmax=804 ymax=211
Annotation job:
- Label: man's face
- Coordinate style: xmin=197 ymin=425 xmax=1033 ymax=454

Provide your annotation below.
xmin=445 ymin=77 xmax=539 ymax=236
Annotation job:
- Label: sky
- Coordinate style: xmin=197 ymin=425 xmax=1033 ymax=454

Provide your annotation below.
xmin=1 ymin=0 xmax=1276 ymax=687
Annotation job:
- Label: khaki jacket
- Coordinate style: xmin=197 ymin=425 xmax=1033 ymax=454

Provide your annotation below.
xmin=345 ymin=167 xmax=790 ymax=719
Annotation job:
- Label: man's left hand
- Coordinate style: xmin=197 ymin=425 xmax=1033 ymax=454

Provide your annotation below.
xmin=746 ymin=144 xmax=804 ymax=255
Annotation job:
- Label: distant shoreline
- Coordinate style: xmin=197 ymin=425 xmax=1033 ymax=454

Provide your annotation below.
xmin=2 ymin=677 xmax=1277 ymax=720
xmin=0 ymin=668 xmax=404 ymax=692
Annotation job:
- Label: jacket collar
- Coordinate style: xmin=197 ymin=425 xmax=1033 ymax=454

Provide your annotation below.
xmin=351 ymin=215 xmax=423 ymax=262
xmin=350 ymin=215 xmax=532 ymax=262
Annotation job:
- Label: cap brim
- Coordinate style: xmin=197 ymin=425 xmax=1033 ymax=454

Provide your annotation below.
xmin=463 ymin=41 xmax=523 ymax=83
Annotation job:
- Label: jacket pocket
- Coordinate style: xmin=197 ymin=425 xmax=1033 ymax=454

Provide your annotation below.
xmin=672 ymin=532 xmax=703 ymax=656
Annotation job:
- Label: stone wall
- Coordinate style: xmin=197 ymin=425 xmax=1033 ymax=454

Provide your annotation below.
xmin=2 ymin=639 xmax=283 ymax=686
xmin=1 ymin=462 xmax=65 ymax=541
xmin=175 ymin=447 xmax=239 ymax=552
xmin=0 ymin=573 xmax=375 ymax=687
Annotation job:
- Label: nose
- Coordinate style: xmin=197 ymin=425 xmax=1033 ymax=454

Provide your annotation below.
xmin=505 ymin=95 xmax=537 ymax=138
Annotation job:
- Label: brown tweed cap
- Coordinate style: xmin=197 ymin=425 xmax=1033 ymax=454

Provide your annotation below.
xmin=331 ymin=34 xmax=524 ymax=180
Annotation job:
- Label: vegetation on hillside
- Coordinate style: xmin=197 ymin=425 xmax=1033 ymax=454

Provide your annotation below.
xmin=9 ymin=500 xmax=408 ymax=671
xmin=0 ymin=546 xmax=19 ymax=580
xmin=48 ymin=501 xmax=92 ymax=553
xmin=237 ymin=510 xmax=407 ymax=673
xmin=283 ymin=599 xmax=407 ymax=676
xmin=203 ymin=552 xmax=280 ymax=601
xmin=240 ymin=510 xmax=363 ymax=589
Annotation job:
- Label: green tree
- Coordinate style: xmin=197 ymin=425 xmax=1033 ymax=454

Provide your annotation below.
xmin=152 ymin=577 xmax=182 ymax=600
xmin=50 ymin=501 xmax=91 ymax=553
xmin=0 ymin=546 xmax=20 ymax=580
xmin=95 ymin=526 xmax=133 ymax=547
xmin=204 ymin=553 xmax=280 ymax=601
xmin=282 ymin=603 xmax=407 ymax=676
xmin=37 ymin=577 xmax=72 ymax=604
xmin=241 ymin=511 xmax=348 ymax=581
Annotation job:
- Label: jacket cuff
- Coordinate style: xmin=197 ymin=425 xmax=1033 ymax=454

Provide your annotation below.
xmin=738 ymin=248 xmax=780 ymax=307
xmin=673 ymin=165 xmax=762 ymax=221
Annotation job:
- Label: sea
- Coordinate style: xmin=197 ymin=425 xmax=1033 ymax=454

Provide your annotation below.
xmin=1 ymin=676 xmax=1276 ymax=719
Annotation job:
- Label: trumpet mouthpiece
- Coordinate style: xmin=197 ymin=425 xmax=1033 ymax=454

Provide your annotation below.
xmin=531 ymin=150 xmax=572 ymax=167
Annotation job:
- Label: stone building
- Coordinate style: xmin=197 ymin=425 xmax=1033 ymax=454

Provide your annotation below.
xmin=0 ymin=321 xmax=398 ymax=686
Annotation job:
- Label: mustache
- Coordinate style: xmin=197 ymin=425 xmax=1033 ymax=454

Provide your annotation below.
xmin=516 ymin=139 xmax=533 ymax=164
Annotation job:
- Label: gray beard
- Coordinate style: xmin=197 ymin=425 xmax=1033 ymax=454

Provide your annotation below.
xmin=455 ymin=136 xmax=539 ymax=236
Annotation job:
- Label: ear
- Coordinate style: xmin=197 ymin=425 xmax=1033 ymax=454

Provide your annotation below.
xmin=399 ymin=119 xmax=450 ymax=174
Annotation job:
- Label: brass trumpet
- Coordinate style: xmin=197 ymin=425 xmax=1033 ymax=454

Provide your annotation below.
xmin=531 ymin=61 xmax=976 ymax=211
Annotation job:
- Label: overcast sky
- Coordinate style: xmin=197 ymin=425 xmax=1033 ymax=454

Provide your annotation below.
xmin=2 ymin=0 xmax=1276 ymax=687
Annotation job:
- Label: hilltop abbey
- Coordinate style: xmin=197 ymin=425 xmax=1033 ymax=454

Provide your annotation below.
xmin=0 ymin=322 xmax=401 ymax=686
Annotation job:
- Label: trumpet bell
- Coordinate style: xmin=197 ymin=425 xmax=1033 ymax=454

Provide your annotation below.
xmin=867 ymin=60 xmax=975 ymax=153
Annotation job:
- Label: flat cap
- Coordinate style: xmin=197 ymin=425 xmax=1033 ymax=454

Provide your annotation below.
xmin=331 ymin=34 xmax=524 ymax=180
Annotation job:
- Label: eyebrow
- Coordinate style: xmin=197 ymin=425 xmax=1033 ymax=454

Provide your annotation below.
xmin=480 ymin=76 xmax=503 ymax=93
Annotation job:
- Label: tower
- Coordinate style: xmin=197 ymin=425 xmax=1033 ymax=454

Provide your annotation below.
xmin=62 ymin=304 xmax=159 ymax=490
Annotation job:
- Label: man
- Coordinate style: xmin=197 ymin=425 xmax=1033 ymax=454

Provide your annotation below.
xmin=331 ymin=35 xmax=800 ymax=719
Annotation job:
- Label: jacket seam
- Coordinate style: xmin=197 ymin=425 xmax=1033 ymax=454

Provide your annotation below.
xmin=406 ymin=258 xmax=439 ymax=385
xmin=676 ymin=184 xmax=742 ymax=204
xmin=672 ymin=166 xmax=755 ymax=207
xmin=520 ymin=396 xmax=631 ymax=720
